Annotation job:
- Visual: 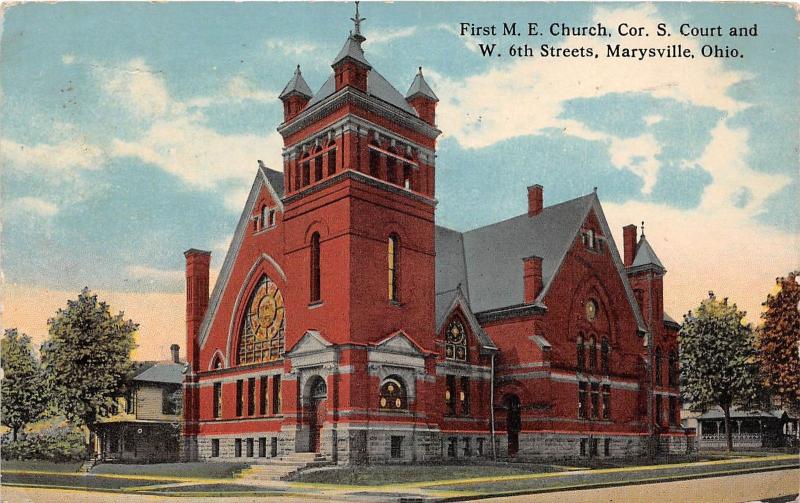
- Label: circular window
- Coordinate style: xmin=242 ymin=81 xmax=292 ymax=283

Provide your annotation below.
xmin=586 ymin=300 xmax=597 ymax=321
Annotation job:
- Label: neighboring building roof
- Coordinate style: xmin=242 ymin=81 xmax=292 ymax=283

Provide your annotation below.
xmin=279 ymin=65 xmax=313 ymax=99
xmin=697 ymin=408 xmax=789 ymax=420
xmin=434 ymin=192 xmax=648 ymax=331
xmin=406 ymin=68 xmax=439 ymax=102
xmin=133 ymin=362 xmax=185 ymax=385
xmin=664 ymin=312 xmax=681 ymax=329
xmin=631 ymin=235 xmax=665 ymax=272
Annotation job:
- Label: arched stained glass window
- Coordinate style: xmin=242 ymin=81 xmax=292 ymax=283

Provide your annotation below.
xmin=589 ymin=335 xmax=597 ymax=371
xmin=577 ymin=334 xmax=585 ymax=371
xmin=446 ymin=319 xmax=468 ymax=361
xmin=379 ymin=376 xmax=407 ymax=410
xmin=238 ymin=276 xmax=285 ymax=365
xmin=601 ymin=338 xmax=610 ymax=375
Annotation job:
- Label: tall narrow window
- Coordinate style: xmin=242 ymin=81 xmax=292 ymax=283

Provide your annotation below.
xmin=388 ymin=235 xmax=399 ymax=302
xmin=260 ymin=206 xmax=268 ymax=230
xmin=272 ymin=375 xmax=281 ymax=414
xmin=589 ymin=336 xmax=597 ymax=371
xmin=602 ymin=384 xmax=611 ymax=419
xmin=247 ymin=378 xmax=256 ymax=416
xmin=655 ymin=347 xmax=663 ymax=385
xmin=668 ymin=350 xmax=677 ymax=386
xmin=310 ymin=233 xmax=321 ymax=303
xmin=314 ymin=155 xmax=322 ymax=181
xmin=302 ymin=161 xmax=310 ymax=187
xmin=668 ymin=396 xmax=677 ymax=425
xmin=213 ymin=382 xmax=222 ymax=419
xmin=403 ymin=163 xmax=412 ymax=189
xmin=445 ymin=375 xmax=456 ymax=416
xmin=259 ymin=376 xmax=268 ymax=415
xmin=590 ymin=382 xmax=600 ymax=419
xmin=655 ymin=394 xmax=662 ymax=425
xmin=387 ymin=155 xmax=397 ymax=184
xmin=369 ymin=149 xmax=380 ymax=178
xmin=236 ymin=380 xmax=244 ymax=417
xmin=577 ymin=334 xmax=585 ymax=371
xmin=601 ymin=338 xmax=610 ymax=375
xmin=578 ymin=381 xmax=588 ymax=418
xmin=460 ymin=376 xmax=470 ymax=416
xmin=327 ymin=149 xmax=336 ymax=176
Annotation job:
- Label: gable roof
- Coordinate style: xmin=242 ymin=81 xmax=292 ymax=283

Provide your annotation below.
xmin=435 ymin=193 xmax=648 ymax=332
xmin=134 ymin=362 xmax=185 ymax=384
xmin=435 ymin=286 xmax=497 ymax=351
xmin=197 ymin=163 xmax=285 ymax=348
xmin=332 ymin=34 xmax=372 ymax=68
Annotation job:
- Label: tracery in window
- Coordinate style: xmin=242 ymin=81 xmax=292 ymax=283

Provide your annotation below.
xmin=379 ymin=376 xmax=407 ymax=410
xmin=238 ymin=276 xmax=285 ymax=365
xmin=445 ymin=319 xmax=467 ymax=361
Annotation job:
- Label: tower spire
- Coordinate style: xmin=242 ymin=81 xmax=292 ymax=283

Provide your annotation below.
xmin=351 ymin=1 xmax=366 ymax=42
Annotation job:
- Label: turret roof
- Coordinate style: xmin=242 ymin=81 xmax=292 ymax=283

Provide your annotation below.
xmin=279 ymin=65 xmax=313 ymax=99
xmin=631 ymin=235 xmax=665 ymax=272
xmin=406 ymin=67 xmax=439 ymax=102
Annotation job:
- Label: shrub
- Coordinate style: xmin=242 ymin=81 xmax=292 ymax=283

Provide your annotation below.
xmin=1 ymin=426 xmax=86 ymax=461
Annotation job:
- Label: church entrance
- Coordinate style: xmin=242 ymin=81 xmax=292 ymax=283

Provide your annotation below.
xmin=505 ymin=394 xmax=521 ymax=457
xmin=307 ymin=376 xmax=327 ymax=453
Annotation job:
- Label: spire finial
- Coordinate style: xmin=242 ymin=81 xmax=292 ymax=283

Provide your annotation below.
xmin=295 ymin=64 xmax=301 ymax=75
xmin=641 ymin=220 xmax=646 ymax=238
xmin=419 ymin=66 xmax=423 ymax=74
xmin=351 ymin=1 xmax=366 ymax=41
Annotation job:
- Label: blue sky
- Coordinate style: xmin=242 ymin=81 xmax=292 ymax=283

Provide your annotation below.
xmin=2 ymin=2 xmax=797 ymax=358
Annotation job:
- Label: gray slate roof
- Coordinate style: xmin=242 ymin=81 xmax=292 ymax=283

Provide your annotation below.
xmin=260 ymin=163 xmax=285 ymax=197
xmin=332 ymin=35 xmax=372 ymax=68
xmin=697 ymin=408 xmax=789 ymax=420
xmin=134 ymin=362 xmax=185 ymax=384
xmin=436 ymin=194 xmax=594 ymax=313
xmin=632 ymin=236 xmax=665 ymax=271
xmin=406 ymin=69 xmax=439 ymax=102
xmin=435 ymin=192 xmax=648 ymax=333
xmin=306 ymin=70 xmax=418 ymax=117
xmin=435 ymin=287 xmax=497 ymax=351
xmin=279 ymin=65 xmax=313 ymax=99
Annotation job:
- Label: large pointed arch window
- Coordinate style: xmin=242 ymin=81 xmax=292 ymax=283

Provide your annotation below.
xmin=445 ymin=319 xmax=468 ymax=361
xmin=238 ymin=276 xmax=285 ymax=365
xmin=388 ymin=234 xmax=399 ymax=301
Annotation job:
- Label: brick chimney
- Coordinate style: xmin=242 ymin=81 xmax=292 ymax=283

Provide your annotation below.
xmin=527 ymin=185 xmax=543 ymax=217
xmin=523 ymin=256 xmax=543 ymax=304
xmin=623 ymin=224 xmax=637 ymax=267
xmin=184 ymin=249 xmax=211 ymax=373
xmin=170 ymin=344 xmax=180 ymax=364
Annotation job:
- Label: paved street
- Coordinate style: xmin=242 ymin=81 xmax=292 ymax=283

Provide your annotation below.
xmin=486 ymin=468 xmax=799 ymax=503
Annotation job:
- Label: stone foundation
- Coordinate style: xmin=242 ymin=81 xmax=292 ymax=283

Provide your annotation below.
xmin=194 ymin=430 xmax=669 ymax=463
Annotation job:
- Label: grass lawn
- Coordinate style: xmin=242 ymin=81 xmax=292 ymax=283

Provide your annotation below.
xmin=294 ymin=463 xmax=564 ymax=485
xmin=1 ymin=472 xmax=174 ymax=490
xmin=1 ymin=460 xmax=83 ymax=473
xmin=91 ymin=462 xmax=249 ymax=479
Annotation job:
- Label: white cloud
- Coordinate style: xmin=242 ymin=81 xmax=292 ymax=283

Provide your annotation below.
xmin=94 ymin=58 xmax=179 ymax=119
xmin=128 ymin=265 xmax=184 ymax=284
xmin=644 ymin=114 xmax=663 ymax=126
xmin=1 ymin=137 xmax=104 ymax=173
xmin=62 ymin=53 xmax=75 ymax=65
xmin=111 ymin=117 xmax=283 ymax=189
xmin=364 ymin=26 xmax=417 ymax=46
xmin=264 ymin=38 xmax=319 ymax=56
xmin=7 ymin=197 xmax=59 ymax=218
xmin=432 ymin=4 xmax=752 ymax=196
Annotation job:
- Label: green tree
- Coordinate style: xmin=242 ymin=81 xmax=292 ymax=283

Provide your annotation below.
xmin=757 ymin=271 xmax=800 ymax=414
xmin=41 ymin=288 xmax=137 ymax=440
xmin=679 ymin=292 xmax=761 ymax=451
xmin=1 ymin=329 xmax=49 ymax=441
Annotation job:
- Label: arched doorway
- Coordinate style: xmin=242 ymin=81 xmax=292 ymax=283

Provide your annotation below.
xmin=306 ymin=376 xmax=327 ymax=453
xmin=505 ymin=394 xmax=521 ymax=456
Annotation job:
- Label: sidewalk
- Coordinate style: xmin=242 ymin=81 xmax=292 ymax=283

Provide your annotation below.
xmin=2 ymin=453 xmax=797 ymax=502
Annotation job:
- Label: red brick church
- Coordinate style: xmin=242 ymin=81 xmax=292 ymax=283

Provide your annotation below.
xmin=182 ymin=7 xmax=685 ymax=463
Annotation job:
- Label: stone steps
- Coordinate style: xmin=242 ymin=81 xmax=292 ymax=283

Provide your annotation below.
xmin=237 ymin=452 xmax=330 ymax=482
